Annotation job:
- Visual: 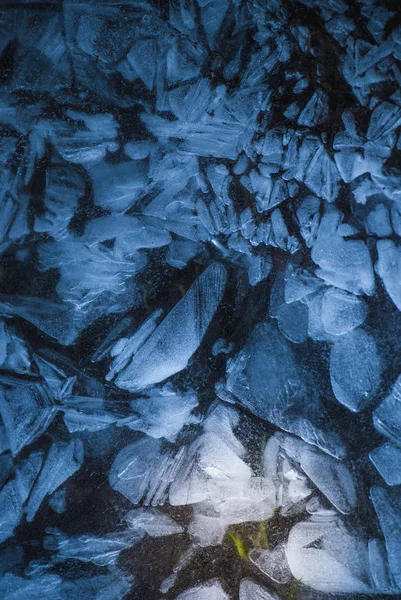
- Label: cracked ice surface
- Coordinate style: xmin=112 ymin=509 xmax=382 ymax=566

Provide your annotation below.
xmin=1 ymin=0 xmax=401 ymax=599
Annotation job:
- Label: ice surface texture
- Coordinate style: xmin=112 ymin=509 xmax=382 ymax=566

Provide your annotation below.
xmin=1 ymin=0 xmax=401 ymax=599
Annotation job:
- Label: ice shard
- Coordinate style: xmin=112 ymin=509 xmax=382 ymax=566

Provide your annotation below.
xmin=115 ymin=263 xmax=227 ymax=391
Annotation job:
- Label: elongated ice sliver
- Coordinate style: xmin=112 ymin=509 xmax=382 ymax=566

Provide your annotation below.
xmin=115 ymin=263 xmax=227 ymax=391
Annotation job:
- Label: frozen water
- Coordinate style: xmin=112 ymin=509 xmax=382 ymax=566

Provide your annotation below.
xmin=0 ymin=378 xmax=55 ymax=456
xmin=175 ymin=579 xmax=230 ymax=600
xmin=44 ymin=528 xmax=141 ymax=567
xmin=376 ymin=240 xmax=401 ymax=311
xmin=370 ymin=486 xmax=401 ymax=589
xmin=271 ymin=433 xmax=357 ymax=514
xmin=2 ymin=0 xmax=401 ymax=597
xmin=219 ymin=322 xmax=345 ymax=458
xmin=321 ymin=287 xmax=367 ymax=335
xmin=330 ymin=328 xmax=381 ymax=412
xmin=286 ymin=518 xmax=372 ymax=593
xmin=374 ymin=375 xmax=401 ymax=445
xmin=370 ymin=443 xmax=401 ymax=486
xmin=249 ymin=543 xmax=292 ymax=585
xmin=121 ymin=385 xmax=199 ymax=442
xmin=115 ymin=263 xmax=226 ymax=391
xmin=239 ymin=579 xmax=279 ymax=600
xmin=25 ymin=439 xmax=83 ymax=522
xmin=312 ymin=209 xmax=375 ymax=296
xmin=125 ymin=508 xmax=183 ymax=537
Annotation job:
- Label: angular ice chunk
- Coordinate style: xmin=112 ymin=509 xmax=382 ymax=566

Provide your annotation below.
xmin=249 ymin=543 xmax=292 ymax=584
xmin=330 ymin=328 xmax=381 ymax=412
xmin=0 ymin=451 xmax=43 ymax=543
xmin=166 ymin=240 xmax=202 ymax=269
xmin=109 ymin=437 xmax=182 ymax=506
xmin=239 ymin=579 xmax=278 ymax=600
xmin=0 ymin=294 xmax=97 ymax=346
xmin=366 ymin=203 xmax=392 ymax=237
xmin=125 ymin=508 xmax=183 ymax=537
xmin=61 ymin=568 xmax=132 ymax=600
xmin=370 ymin=486 xmax=401 ymax=588
xmin=275 ymin=301 xmax=309 ymax=344
xmin=286 ymin=518 xmax=372 ymax=593
xmin=34 ymin=165 xmax=84 ymax=239
xmin=0 ymin=573 xmax=62 ymax=600
xmin=106 ymin=310 xmax=162 ymax=379
xmin=121 ymin=385 xmax=199 ymax=442
xmin=368 ymin=537 xmax=395 ymax=594
xmin=376 ymin=240 xmax=401 ymax=311
xmin=25 ymin=439 xmax=83 ymax=522
xmin=0 ymin=320 xmax=32 ymax=375
xmin=370 ymin=443 xmax=401 ymax=486
xmin=0 ymin=378 xmax=55 ymax=456
xmin=275 ymin=433 xmax=356 ymax=514
xmin=175 ymin=579 xmax=229 ymax=600
xmin=373 ymin=375 xmax=401 ymax=445
xmin=115 ymin=263 xmax=226 ymax=391
xmin=51 ymin=112 xmax=119 ymax=166
xmin=89 ymin=160 xmax=148 ymax=213
xmin=45 ymin=528 xmax=141 ymax=567
xmin=296 ymin=195 xmax=320 ymax=247
xmin=84 ymin=215 xmax=171 ymax=253
xmin=218 ymin=322 xmax=345 ymax=458
xmin=321 ymin=287 xmax=367 ymax=335
xmin=298 ymin=90 xmax=328 ymax=127
xmin=312 ymin=209 xmax=375 ymax=295
xmin=169 ymin=432 xmax=253 ymax=506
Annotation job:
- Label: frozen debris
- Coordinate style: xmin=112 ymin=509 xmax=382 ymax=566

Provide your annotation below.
xmin=120 ymin=385 xmax=199 ymax=442
xmin=38 ymin=231 xmax=144 ymax=311
xmin=212 ymin=338 xmax=234 ymax=356
xmin=264 ymin=433 xmax=356 ymax=515
xmin=114 ymin=263 xmax=226 ymax=391
xmin=48 ymin=488 xmax=67 ymax=515
xmin=89 ymin=160 xmax=148 ymax=213
xmin=330 ymin=328 xmax=382 ymax=412
xmin=84 ymin=215 xmax=171 ymax=252
xmin=312 ymin=208 xmax=375 ymax=295
xmin=321 ymin=287 xmax=367 ymax=336
xmin=0 ymin=320 xmax=32 ymax=375
xmin=0 ymin=451 xmax=43 ymax=544
xmin=370 ymin=443 xmax=401 ymax=487
xmin=368 ymin=538 xmax=395 ymax=595
xmin=50 ymin=112 xmax=119 ymax=166
xmin=217 ymin=322 xmax=345 ymax=458
xmin=274 ymin=300 xmax=309 ymax=344
xmin=0 ymin=294 xmax=100 ymax=346
xmin=33 ymin=165 xmax=85 ymax=240
xmin=373 ymin=375 xmax=401 ymax=445
xmin=106 ymin=309 xmax=163 ymax=380
xmin=0 ymin=573 xmax=62 ymax=600
xmin=249 ymin=543 xmax=292 ymax=585
xmin=61 ymin=568 xmax=133 ymax=600
xmin=298 ymin=90 xmax=329 ymax=127
xmin=370 ymin=486 xmax=401 ymax=589
xmin=286 ymin=518 xmax=372 ymax=593
xmin=125 ymin=508 xmax=183 ymax=537
xmin=239 ymin=579 xmax=279 ymax=600
xmin=175 ymin=579 xmax=230 ymax=600
xmin=166 ymin=240 xmax=202 ymax=269
xmin=109 ymin=437 xmax=178 ymax=506
xmin=376 ymin=240 xmax=401 ymax=311
xmin=44 ymin=527 xmax=142 ymax=567
xmin=296 ymin=195 xmax=321 ymax=248
xmin=25 ymin=439 xmax=83 ymax=522
xmin=0 ymin=378 xmax=55 ymax=456
xmin=365 ymin=203 xmax=392 ymax=237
